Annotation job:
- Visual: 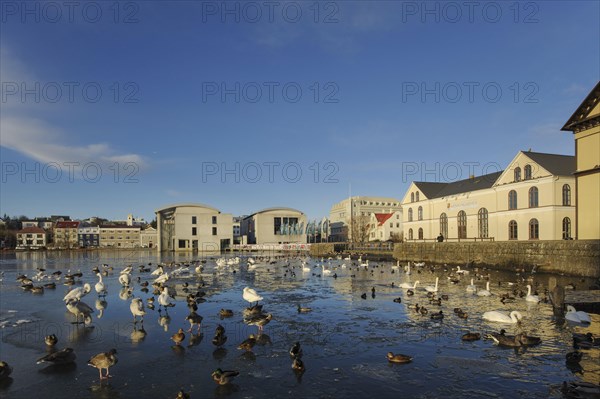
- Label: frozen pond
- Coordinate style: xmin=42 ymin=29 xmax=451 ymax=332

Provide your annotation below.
xmin=0 ymin=250 xmax=598 ymax=398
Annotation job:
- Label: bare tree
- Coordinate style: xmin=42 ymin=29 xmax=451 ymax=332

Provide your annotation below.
xmin=348 ymin=215 xmax=371 ymax=244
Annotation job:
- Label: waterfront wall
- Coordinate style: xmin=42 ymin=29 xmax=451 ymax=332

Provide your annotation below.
xmin=311 ymin=240 xmax=600 ymax=278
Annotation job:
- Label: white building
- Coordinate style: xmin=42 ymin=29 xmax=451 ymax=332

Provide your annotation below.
xmin=368 ymin=211 xmax=403 ymax=241
xmin=16 ymin=227 xmax=47 ymax=249
xmin=155 ymin=203 xmax=233 ymax=251
xmin=241 ymin=207 xmax=307 ymax=245
xmin=401 ymin=151 xmax=576 ymax=242
xmin=21 ymin=220 xmax=39 ymax=228
xmin=140 ymin=226 xmax=157 ymax=248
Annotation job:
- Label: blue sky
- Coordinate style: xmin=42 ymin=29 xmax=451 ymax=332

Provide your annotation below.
xmin=1 ymin=1 xmax=599 ymax=222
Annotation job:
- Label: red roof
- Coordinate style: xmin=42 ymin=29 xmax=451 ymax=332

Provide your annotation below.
xmin=374 ymin=213 xmax=394 ymax=226
xmin=55 ymin=221 xmax=80 ymax=229
xmin=18 ymin=227 xmax=46 ymax=234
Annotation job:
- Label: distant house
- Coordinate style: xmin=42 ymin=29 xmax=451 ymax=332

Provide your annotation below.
xmin=368 ymin=211 xmax=402 ymax=242
xmin=54 ymin=221 xmax=81 ymax=248
xmin=99 ymin=225 xmax=141 ymax=248
xmin=140 ymin=226 xmax=157 ymax=248
xmin=16 ymin=227 xmax=47 ymax=250
xmin=21 ymin=220 xmax=39 ymax=228
xmin=78 ymin=225 xmax=100 ymax=248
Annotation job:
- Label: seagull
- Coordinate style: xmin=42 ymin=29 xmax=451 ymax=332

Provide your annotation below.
xmin=243 ymin=287 xmax=263 ymax=306
xmin=87 ymin=349 xmax=118 ymax=380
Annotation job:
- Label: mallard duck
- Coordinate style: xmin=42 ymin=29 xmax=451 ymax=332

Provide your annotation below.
xmin=87 ymin=349 xmax=118 ymax=380
xmin=393 ymin=297 xmax=402 ymax=303
xmin=457 ymin=311 xmax=468 ymax=319
xmin=0 ymin=361 xmax=12 ymax=380
xmin=386 ymin=352 xmax=413 ymax=364
xmin=219 ymin=309 xmax=233 ymax=318
xmin=212 ymin=332 xmax=227 ymax=347
xmin=211 ymin=368 xmax=239 ymax=385
xmin=297 ymin=305 xmax=312 ymax=313
xmin=31 ymin=286 xmax=44 ymax=294
xmin=185 ymin=311 xmax=203 ymax=333
xmin=171 ymin=328 xmax=186 ymax=346
xmin=45 ymin=334 xmax=58 ymax=347
xmin=243 ymin=304 xmax=263 ymax=318
xmin=237 ymin=335 xmax=257 ymax=351
xmin=37 ymin=347 xmax=76 ymax=365
xmin=289 ymin=342 xmax=302 ymax=358
xmin=175 ymin=390 xmax=190 ymax=399
xmin=573 ymin=332 xmax=600 ymax=349
xmin=566 ymin=351 xmax=583 ymax=364
xmin=43 ymin=282 xmax=56 ymax=289
xmin=461 ymin=332 xmax=481 ymax=341
xmin=360 ymin=293 xmax=367 ymax=300
xmin=430 ymin=311 xmax=444 ymax=320
xmin=246 ymin=313 xmax=272 ymax=331
xmin=406 ymin=289 xmax=414 ymax=296
xmin=292 ymin=358 xmax=305 ymax=371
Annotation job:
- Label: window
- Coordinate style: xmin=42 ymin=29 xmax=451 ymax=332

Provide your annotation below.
xmin=416 ymin=192 xmax=420 ymax=202
xmin=562 ymin=217 xmax=571 ymax=239
xmin=508 ymin=190 xmax=517 ymax=210
xmin=396 ymin=214 xmax=399 ymax=219
xmin=418 ymin=206 xmax=423 ymax=221
xmin=212 ymin=216 xmax=217 ymax=224
xmin=408 ymin=228 xmax=413 ymax=240
xmin=524 ymin=165 xmax=532 ymax=180
xmin=439 ymin=213 xmax=448 ymax=239
xmin=396 ymin=223 xmax=399 ymax=228
xmin=528 ymin=187 xmax=538 ymax=208
xmin=212 ymin=227 xmax=217 ymax=236
xmin=192 ymin=227 xmax=197 ymax=236
xmin=408 ymin=208 xmax=413 ymax=222
xmin=411 ymin=193 xmax=414 ymax=202
xmin=192 ymin=216 xmax=197 ymax=224
xmin=457 ymin=210 xmax=467 ymax=239
xmin=390 ymin=223 xmax=393 ymax=228
xmin=478 ymin=208 xmax=488 ymax=238
xmin=509 ymin=220 xmax=518 ymax=240
xmin=514 ymin=167 xmax=521 ymax=182
xmin=418 ymin=228 xmax=423 ymax=240
xmin=178 ymin=240 xmax=186 ymax=248
xmin=529 ymin=219 xmax=539 ymax=239
xmin=562 ymin=184 xmax=571 ymax=206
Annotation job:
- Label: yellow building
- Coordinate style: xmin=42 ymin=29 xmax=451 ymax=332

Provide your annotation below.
xmin=402 ymin=151 xmax=575 ymax=241
xmin=53 ymin=221 xmax=80 ymax=248
xmin=99 ymin=225 xmax=141 ymax=248
xmin=561 ymin=82 xmax=600 ymax=240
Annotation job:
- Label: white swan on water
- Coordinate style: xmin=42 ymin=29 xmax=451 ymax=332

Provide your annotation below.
xmin=466 ymin=278 xmax=477 ymax=293
xmin=425 ymin=277 xmax=439 ymax=293
xmin=483 ymin=310 xmax=523 ymax=323
xmin=477 ymin=281 xmax=492 ymax=297
xmin=565 ymin=305 xmax=591 ymax=324
xmin=63 ymin=283 xmax=91 ymax=303
xmin=243 ymin=287 xmax=263 ymax=305
xmin=525 ymin=285 xmax=540 ymax=303
xmin=399 ymin=281 xmax=419 ymax=290
xmin=95 ymin=273 xmax=106 ymax=296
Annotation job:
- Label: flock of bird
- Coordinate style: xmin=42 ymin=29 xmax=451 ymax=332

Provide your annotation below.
xmin=1 ymin=254 xmax=598 ymax=398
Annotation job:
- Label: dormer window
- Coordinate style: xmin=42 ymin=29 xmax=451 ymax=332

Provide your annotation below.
xmin=514 ymin=167 xmax=521 ymax=182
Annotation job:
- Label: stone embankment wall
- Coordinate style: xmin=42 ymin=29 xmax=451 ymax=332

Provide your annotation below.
xmin=310 ymin=241 xmax=600 ymax=278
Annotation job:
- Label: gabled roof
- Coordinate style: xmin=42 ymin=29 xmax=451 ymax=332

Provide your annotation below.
xmin=414 ymin=171 xmax=503 ymax=200
xmin=18 ymin=227 xmax=46 ymax=234
xmin=55 ymin=221 xmax=80 ymax=229
xmin=373 ymin=213 xmax=394 ymax=226
xmin=413 ymin=182 xmax=448 ymax=199
xmin=522 ymin=151 xmax=575 ymax=176
xmin=562 ymin=81 xmax=600 ymax=132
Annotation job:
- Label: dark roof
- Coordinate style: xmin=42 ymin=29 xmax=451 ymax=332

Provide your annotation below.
xmin=55 ymin=221 xmax=80 ymax=229
xmin=414 ymin=171 xmax=503 ymax=200
xmin=561 ymin=81 xmax=600 ymax=131
xmin=18 ymin=227 xmax=46 ymax=234
xmin=522 ymin=151 xmax=575 ymax=176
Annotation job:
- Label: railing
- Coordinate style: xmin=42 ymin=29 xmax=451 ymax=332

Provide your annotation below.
xmin=334 ymin=243 xmax=395 ymax=252
xmin=404 ymin=237 xmax=495 ymax=242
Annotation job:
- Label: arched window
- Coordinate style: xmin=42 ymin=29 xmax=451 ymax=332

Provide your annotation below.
xmin=416 ymin=192 xmax=420 ymax=202
xmin=478 ymin=208 xmax=488 ymax=238
xmin=408 ymin=228 xmax=413 ymax=240
xmin=408 ymin=208 xmax=413 ymax=222
xmin=457 ymin=210 xmax=467 ymax=239
xmin=514 ymin=167 xmax=521 ymax=182
xmin=508 ymin=190 xmax=517 ymax=210
xmin=418 ymin=228 xmax=423 ymax=240
xmin=439 ymin=213 xmax=448 ymax=239
xmin=524 ymin=164 xmax=532 ymax=180
xmin=509 ymin=220 xmax=518 ymax=240
xmin=528 ymin=187 xmax=538 ymax=208
xmin=562 ymin=184 xmax=571 ymax=206
xmin=410 ymin=193 xmax=414 ymax=203
xmin=562 ymin=217 xmax=571 ymax=239
xmin=529 ymin=218 xmax=539 ymax=239
xmin=418 ymin=206 xmax=423 ymax=221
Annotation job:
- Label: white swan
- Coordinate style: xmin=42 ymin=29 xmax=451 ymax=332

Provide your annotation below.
xmin=151 ymin=265 xmax=164 ymax=276
xmin=425 ymin=277 xmax=439 ymax=293
xmin=405 ymin=262 xmax=411 ymax=275
xmin=95 ymin=273 xmax=106 ymax=296
xmin=456 ymin=266 xmax=469 ymax=275
xmin=66 ymin=299 xmax=94 ymax=324
xmin=322 ymin=265 xmax=332 ymax=276
xmin=63 ymin=283 xmax=91 ymax=303
xmin=466 ymin=278 xmax=477 ymax=293
xmin=153 ymin=272 xmax=169 ymax=285
xmin=158 ymin=287 xmax=175 ymax=309
xmin=118 ymin=272 xmax=131 ymax=287
xmin=360 ymin=260 xmax=369 ymax=267
xmin=130 ymin=298 xmax=146 ymax=322
xmin=477 ymin=281 xmax=492 ymax=297
xmin=483 ymin=310 xmax=523 ymax=323
xmin=243 ymin=287 xmax=263 ymax=305
xmin=565 ymin=305 xmax=591 ymax=324
xmin=525 ymin=285 xmax=540 ymax=303
xmin=399 ymin=280 xmax=419 ymax=290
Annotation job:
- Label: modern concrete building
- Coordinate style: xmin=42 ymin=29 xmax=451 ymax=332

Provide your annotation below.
xmin=99 ymin=225 xmax=141 ymax=248
xmin=16 ymin=227 xmax=47 ymax=249
xmin=140 ymin=226 xmax=157 ymax=248
xmin=54 ymin=221 xmax=80 ymax=248
xmin=329 ymin=196 xmax=403 ymax=242
xmin=241 ymin=207 xmax=307 ymax=245
xmin=368 ymin=211 xmax=403 ymax=242
xmin=155 ymin=203 xmax=233 ymax=251
xmin=78 ymin=225 xmax=100 ymax=247
xmin=401 ymin=151 xmax=576 ymax=242
xmin=562 ymin=81 xmax=600 ymax=240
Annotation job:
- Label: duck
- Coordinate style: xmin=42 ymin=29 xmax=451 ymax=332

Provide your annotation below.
xmin=246 ymin=313 xmax=272 ymax=331
xmin=292 ymin=358 xmax=305 ymax=372
xmin=461 ymin=332 xmax=481 ymax=341
xmin=406 ymin=289 xmax=414 ymax=296
xmin=243 ymin=287 xmax=263 ymax=306
xmin=63 ymin=283 xmax=92 ymax=303
xmin=171 ymin=328 xmax=186 ymax=346
xmin=393 ymin=297 xmax=402 ymax=303
xmin=37 ymin=347 xmax=76 ymax=365
xmin=211 ymin=368 xmax=239 ymax=385
xmin=360 ymin=293 xmax=367 ymax=300
xmin=477 ymin=281 xmax=492 ymax=297
xmin=87 ymin=349 xmax=118 ymax=380
xmin=565 ymin=305 xmax=591 ymax=324
xmin=45 ymin=334 xmax=58 ymax=347
xmin=399 ymin=281 xmax=419 ymax=290
xmin=130 ymin=298 xmax=146 ymax=323
xmin=430 ymin=311 xmax=444 ymax=320
xmin=572 ymin=332 xmax=600 ymax=349
xmin=386 ymin=352 xmax=413 ymax=364
xmin=212 ymin=331 xmax=227 ymax=347
xmin=525 ymin=285 xmax=540 ymax=303
xmin=482 ymin=310 xmax=523 ymax=324
xmin=425 ymin=277 xmax=439 ymax=293
xmin=219 ymin=309 xmax=234 ymax=318
xmin=43 ymin=282 xmax=56 ymax=289
xmin=289 ymin=342 xmax=302 ymax=358
xmin=185 ymin=311 xmax=203 ymax=333
xmin=566 ymin=351 xmax=583 ymax=364
xmin=297 ymin=305 xmax=312 ymax=313
xmin=237 ymin=335 xmax=257 ymax=351
xmin=561 ymin=381 xmax=600 ymax=398
xmin=0 ymin=361 xmax=12 ymax=380
xmin=176 ymin=390 xmax=191 ymax=399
